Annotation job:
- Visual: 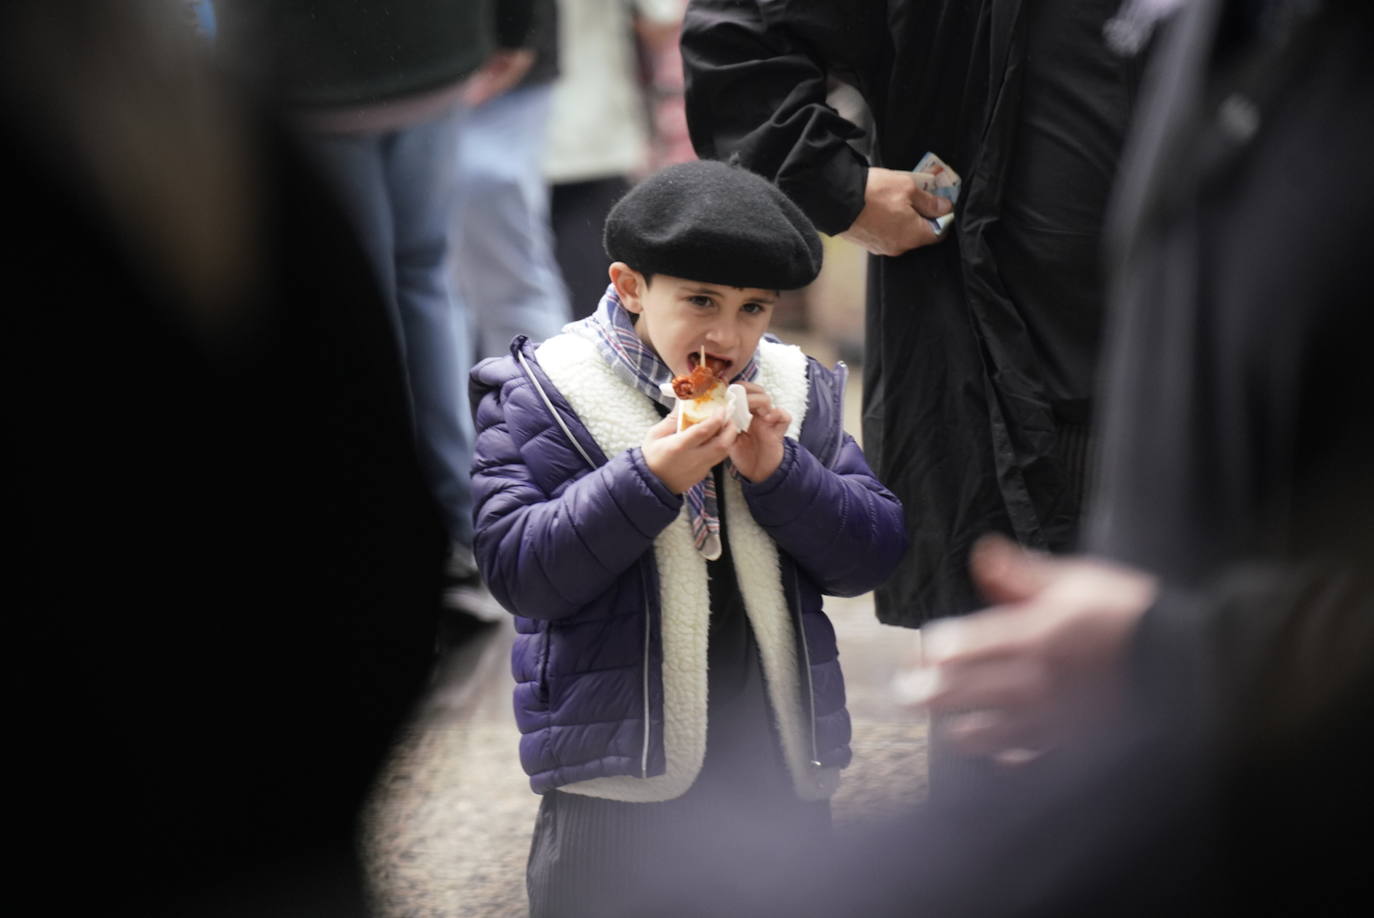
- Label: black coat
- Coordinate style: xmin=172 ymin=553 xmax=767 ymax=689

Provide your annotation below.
xmin=683 ymin=0 xmax=1140 ymax=624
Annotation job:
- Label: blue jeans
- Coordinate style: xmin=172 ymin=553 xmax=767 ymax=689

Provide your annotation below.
xmin=451 ymin=85 xmax=570 ymax=360
xmin=304 ymin=105 xmax=475 ymax=545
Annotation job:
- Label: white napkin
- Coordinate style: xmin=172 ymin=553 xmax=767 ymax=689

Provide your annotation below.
xmin=658 ymin=381 xmax=753 ymax=432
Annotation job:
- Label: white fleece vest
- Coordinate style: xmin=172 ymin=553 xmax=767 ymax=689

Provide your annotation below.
xmin=535 ymin=333 xmax=839 ymax=802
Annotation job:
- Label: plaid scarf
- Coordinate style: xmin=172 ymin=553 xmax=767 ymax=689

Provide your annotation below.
xmin=566 ymin=285 xmax=759 ymax=560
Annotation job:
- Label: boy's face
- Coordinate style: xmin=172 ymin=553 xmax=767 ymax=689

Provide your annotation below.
xmin=609 ymin=263 xmax=777 ymax=379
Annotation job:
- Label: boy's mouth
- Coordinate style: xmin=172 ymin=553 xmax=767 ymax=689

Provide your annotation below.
xmin=689 ymin=351 xmax=732 ymax=378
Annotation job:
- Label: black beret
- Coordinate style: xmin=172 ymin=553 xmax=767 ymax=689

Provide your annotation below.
xmin=603 ymin=160 xmax=823 ymax=290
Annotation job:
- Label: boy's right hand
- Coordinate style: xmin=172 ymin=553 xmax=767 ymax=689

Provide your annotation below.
xmin=642 ymin=410 xmax=738 ymax=494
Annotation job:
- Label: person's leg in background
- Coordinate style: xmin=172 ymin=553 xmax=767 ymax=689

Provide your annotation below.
xmin=306 ymin=106 xmax=500 ymax=652
xmin=551 ymin=175 xmax=631 ymax=319
xmin=446 ymin=84 xmax=567 ymax=620
xmin=453 ymin=83 xmax=569 ymax=360
xmin=383 ymin=104 xmax=475 ymax=561
xmin=299 ymin=130 xmax=403 ymax=357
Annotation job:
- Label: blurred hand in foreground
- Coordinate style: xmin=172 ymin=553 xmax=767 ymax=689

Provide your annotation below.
xmin=896 ymin=535 xmax=1158 ymax=762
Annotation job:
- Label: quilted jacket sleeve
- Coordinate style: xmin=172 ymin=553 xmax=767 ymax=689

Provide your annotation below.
xmin=471 ymin=368 xmax=684 ymax=621
xmin=743 ymin=434 xmax=907 ymax=597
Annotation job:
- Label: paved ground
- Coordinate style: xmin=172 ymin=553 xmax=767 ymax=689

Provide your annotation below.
xmin=364 ymin=597 xmax=929 ymax=918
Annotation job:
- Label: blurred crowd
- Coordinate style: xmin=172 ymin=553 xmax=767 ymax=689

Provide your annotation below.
xmin=208 ymin=0 xmax=700 ymax=635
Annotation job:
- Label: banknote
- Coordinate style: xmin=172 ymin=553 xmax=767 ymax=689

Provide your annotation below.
xmin=913 ymin=151 xmax=961 ymax=234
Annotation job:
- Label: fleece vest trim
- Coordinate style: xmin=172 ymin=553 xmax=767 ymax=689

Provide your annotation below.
xmin=534 ymin=332 xmax=837 ymax=801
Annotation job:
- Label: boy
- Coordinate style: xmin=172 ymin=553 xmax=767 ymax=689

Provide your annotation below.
xmin=469 ymin=160 xmax=906 ymax=917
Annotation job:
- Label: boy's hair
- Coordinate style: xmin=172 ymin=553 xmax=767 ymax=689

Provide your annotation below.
xmin=603 ymin=160 xmax=823 ymax=291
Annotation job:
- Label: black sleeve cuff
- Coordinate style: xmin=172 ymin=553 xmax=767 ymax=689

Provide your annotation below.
xmin=494 ymin=0 xmax=536 ymax=48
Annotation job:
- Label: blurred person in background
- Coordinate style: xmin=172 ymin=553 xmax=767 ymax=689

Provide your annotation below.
xmin=642 ymin=4 xmax=697 ymax=174
xmin=545 ymin=0 xmax=686 ymax=318
xmin=683 ymin=0 xmax=1149 ymax=798
xmin=216 ymin=0 xmax=540 ymax=630
xmin=5 ymin=0 xmax=444 ymax=913
xmin=446 ymin=1 xmax=571 ymax=620
xmin=452 ymin=0 xmax=569 ymax=365
xmin=682 ymin=0 xmax=1143 ymax=636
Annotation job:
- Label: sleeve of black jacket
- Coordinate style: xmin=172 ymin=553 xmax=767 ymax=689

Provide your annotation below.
xmin=681 ymin=0 xmax=875 ymax=235
xmin=494 ymin=0 xmax=537 ymax=48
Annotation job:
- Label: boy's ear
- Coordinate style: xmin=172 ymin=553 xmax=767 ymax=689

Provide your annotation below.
xmin=609 ymin=262 xmax=645 ymax=314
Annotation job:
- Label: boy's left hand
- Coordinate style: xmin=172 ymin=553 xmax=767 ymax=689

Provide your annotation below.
xmin=729 ymin=382 xmax=791 ymax=482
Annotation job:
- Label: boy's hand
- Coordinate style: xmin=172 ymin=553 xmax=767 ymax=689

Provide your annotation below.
xmin=642 ymin=410 xmax=738 ymax=494
xmin=728 ymin=382 xmax=791 ymax=482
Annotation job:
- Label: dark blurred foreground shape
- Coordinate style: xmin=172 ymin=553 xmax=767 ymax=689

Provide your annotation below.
xmin=695 ymin=0 xmax=1374 ymax=914
xmin=3 ymin=2 xmax=444 ymax=913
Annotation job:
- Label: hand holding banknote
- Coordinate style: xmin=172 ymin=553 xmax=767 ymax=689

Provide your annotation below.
xmin=841 ymin=165 xmax=954 ymax=256
xmin=894 ymin=535 xmax=1157 ymax=762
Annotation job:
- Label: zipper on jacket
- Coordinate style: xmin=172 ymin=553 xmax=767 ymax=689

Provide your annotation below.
xmin=639 ymin=567 xmax=652 ymax=778
xmin=792 ymin=564 xmax=821 ymax=769
xmin=516 ymin=347 xmax=596 ymax=470
xmin=537 ymin=625 xmax=552 ymax=704
xmin=830 ymin=361 xmax=848 ymax=470
xmin=517 ymin=343 xmax=652 ymax=777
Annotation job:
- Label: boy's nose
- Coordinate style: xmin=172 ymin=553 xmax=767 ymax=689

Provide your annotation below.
xmin=705 ymin=322 xmax=738 ymax=352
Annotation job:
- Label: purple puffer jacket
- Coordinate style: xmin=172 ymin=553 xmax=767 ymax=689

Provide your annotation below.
xmin=470 ymin=336 xmax=906 ymax=795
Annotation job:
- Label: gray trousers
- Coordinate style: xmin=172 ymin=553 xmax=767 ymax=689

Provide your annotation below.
xmin=527 ymin=649 xmax=831 ymax=918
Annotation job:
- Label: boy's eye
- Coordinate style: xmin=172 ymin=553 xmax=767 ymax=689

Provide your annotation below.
xmin=687 ymin=294 xmax=714 ymax=308
xmin=742 ymin=302 xmax=767 ymax=315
